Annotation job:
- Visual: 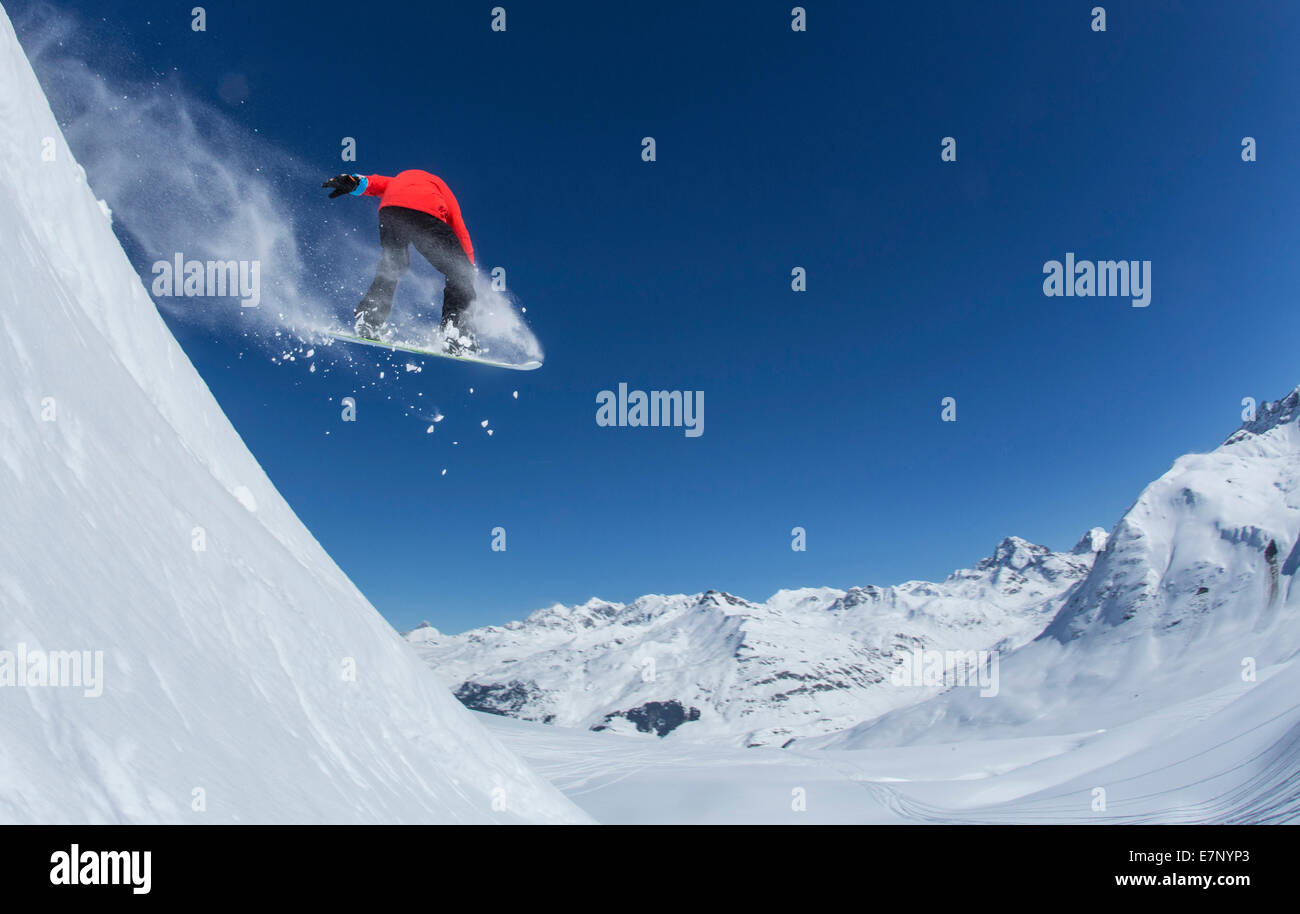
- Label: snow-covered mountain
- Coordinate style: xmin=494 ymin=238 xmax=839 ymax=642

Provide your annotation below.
xmin=0 ymin=6 xmax=584 ymax=824
xmin=416 ymin=392 xmax=1300 ymax=822
xmin=412 ymin=384 xmax=1299 ymax=776
xmin=817 ymin=386 xmax=1300 ymax=752
xmin=407 ymin=531 xmax=1106 ymax=746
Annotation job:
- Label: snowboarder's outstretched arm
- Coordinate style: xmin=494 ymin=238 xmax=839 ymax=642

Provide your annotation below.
xmin=355 ymin=174 xmax=389 ymax=198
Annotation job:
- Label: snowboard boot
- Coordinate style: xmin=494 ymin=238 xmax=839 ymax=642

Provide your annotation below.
xmin=441 ymin=321 xmax=480 ymax=357
xmin=353 ymin=311 xmax=385 ymax=341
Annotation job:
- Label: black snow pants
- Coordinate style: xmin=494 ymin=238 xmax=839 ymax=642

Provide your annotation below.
xmin=356 ymin=205 xmax=476 ymax=330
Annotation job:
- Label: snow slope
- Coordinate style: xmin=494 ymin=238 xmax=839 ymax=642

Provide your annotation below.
xmin=0 ymin=5 xmax=585 ymax=824
xmin=478 ymin=652 xmax=1300 ymax=823
xmin=408 ymin=533 xmax=1104 ymax=746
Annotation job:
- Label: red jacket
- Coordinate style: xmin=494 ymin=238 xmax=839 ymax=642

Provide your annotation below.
xmin=358 ymin=170 xmax=474 ymax=264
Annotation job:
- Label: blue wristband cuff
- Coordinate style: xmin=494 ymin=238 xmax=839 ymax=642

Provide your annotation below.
xmin=349 ymin=175 xmax=368 ymax=196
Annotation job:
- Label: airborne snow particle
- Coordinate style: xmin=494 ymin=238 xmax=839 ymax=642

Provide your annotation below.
xmin=512 ymin=390 xmax=518 ymax=399
xmin=480 ymin=419 xmax=489 ymax=428
xmin=426 ymin=425 xmax=434 ymax=434
xmin=487 ymin=429 xmax=494 ymax=436
xmin=441 ymin=468 xmax=447 ymax=475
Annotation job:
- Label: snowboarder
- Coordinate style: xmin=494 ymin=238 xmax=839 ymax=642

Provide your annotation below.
xmin=322 ymin=169 xmax=478 ymax=354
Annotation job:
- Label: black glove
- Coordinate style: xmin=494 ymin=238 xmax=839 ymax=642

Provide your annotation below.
xmin=321 ymin=174 xmax=361 ymax=198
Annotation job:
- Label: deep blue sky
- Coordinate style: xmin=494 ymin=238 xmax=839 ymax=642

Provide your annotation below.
xmin=17 ymin=1 xmax=1300 ymax=632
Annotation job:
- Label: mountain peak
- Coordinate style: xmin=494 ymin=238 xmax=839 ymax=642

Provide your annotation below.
xmin=1072 ymin=528 xmax=1109 ymax=555
xmin=1226 ymin=386 xmax=1300 ymax=443
xmin=698 ymin=589 xmax=751 ymax=609
xmin=976 ymin=536 xmax=1050 ymax=571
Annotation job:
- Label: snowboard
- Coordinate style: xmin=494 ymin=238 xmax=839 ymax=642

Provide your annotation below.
xmin=327 ymin=331 xmax=543 ymax=371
